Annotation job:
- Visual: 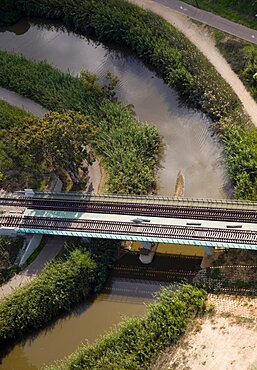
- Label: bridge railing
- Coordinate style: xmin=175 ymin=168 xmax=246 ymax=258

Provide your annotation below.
xmin=14 ymin=191 xmax=257 ymax=210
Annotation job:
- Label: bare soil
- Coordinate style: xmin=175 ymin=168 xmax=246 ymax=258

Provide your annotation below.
xmin=129 ymin=0 xmax=257 ymax=127
xmin=152 ymin=295 xmax=257 ymax=370
xmin=153 ymin=316 xmax=257 ymax=370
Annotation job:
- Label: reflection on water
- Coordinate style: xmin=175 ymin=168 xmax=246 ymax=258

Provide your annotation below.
xmin=0 ymin=286 xmax=147 ymax=370
xmin=0 ymin=18 xmax=230 ymax=198
xmin=0 ymin=18 xmax=30 ymax=35
xmin=0 ymin=278 xmax=160 ymax=370
xmin=0 ymin=18 xmax=229 ymax=369
xmin=0 ymin=254 xmax=201 ymax=370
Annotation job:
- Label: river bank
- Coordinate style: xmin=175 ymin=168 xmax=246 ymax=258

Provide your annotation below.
xmin=0 ymin=0 xmax=248 ymax=368
xmin=0 ymin=18 xmax=228 ymax=198
xmin=129 ymin=0 xmax=257 ymax=127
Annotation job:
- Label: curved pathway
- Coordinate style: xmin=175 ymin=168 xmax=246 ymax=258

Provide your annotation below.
xmin=0 ymin=87 xmax=47 ymax=117
xmin=129 ymin=0 xmax=257 ymax=127
xmin=155 ymin=0 xmax=257 ymax=45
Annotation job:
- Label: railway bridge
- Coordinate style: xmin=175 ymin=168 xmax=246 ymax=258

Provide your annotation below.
xmin=1 ymin=191 xmax=257 ymax=253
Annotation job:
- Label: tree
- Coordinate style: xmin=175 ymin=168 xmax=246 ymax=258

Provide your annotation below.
xmin=11 ymin=111 xmax=96 ymax=185
xmin=80 ymin=70 xmax=119 ymax=100
xmin=0 ymin=0 xmax=22 ymax=26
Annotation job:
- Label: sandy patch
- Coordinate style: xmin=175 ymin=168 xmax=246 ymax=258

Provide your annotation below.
xmin=152 ymin=294 xmax=257 ymax=370
xmin=208 ymin=294 xmax=257 ymax=318
xmin=129 ymin=0 xmax=257 ymax=127
xmin=162 ymin=316 xmax=257 ymax=370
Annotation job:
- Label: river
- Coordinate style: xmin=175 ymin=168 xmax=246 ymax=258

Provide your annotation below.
xmin=0 ymin=18 xmax=228 ymax=370
xmin=0 ymin=18 xmax=230 ymax=198
xmin=0 ymin=253 xmax=201 ymax=370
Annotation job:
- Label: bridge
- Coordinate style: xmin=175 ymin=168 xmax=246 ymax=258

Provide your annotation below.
xmin=1 ymin=191 xmax=257 ymax=251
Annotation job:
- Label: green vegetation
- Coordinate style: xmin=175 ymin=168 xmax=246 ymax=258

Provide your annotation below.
xmin=0 ymin=0 xmax=22 ymax=26
xmin=0 ymin=107 xmax=97 ymax=190
xmin=182 ymin=0 xmax=257 ymax=30
xmin=214 ymin=31 xmax=257 ymax=100
xmin=0 ymin=100 xmax=33 ymax=188
xmin=222 ymin=124 xmax=257 ymax=199
xmin=15 ymin=0 xmax=242 ymax=123
xmin=45 ymin=284 xmax=207 ymax=370
xmin=0 ymin=52 xmax=160 ymax=194
xmin=211 ymin=31 xmax=257 ymax=199
xmin=0 ymin=236 xmax=23 ymax=285
xmin=0 ymin=99 xmax=29 ymax=129
xmin=0 ymin=239 xmax=118 ymax=344
xmin=7 ymin=0 xmax=257 ymax=199
xmin=11 ymin=111 xmax=95 ymax=185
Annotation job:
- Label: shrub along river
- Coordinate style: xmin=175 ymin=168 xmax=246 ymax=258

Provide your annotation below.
xmin=0 ymin=18 xmax=229 ymax=369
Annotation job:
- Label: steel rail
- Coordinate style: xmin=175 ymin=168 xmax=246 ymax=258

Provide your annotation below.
xmin=1 ymin=197 xmax=257 ymax=223
xmin=2 ymin=215 xmax=257 ymax=245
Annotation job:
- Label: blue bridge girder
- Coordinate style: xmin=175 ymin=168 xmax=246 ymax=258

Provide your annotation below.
xmin=1 ymin=191 xmax=257 ymax=250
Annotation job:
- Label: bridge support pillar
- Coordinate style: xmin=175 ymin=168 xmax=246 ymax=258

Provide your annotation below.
xmin=140 ymin=241 xmax=152 ymax=252
xmin=139 ymin=242 xmax=156 ymax=264
xmin=204 ymin=247 xmax=214 ymax=256
xmin=19 ymin=234 xmax=43 ymax=266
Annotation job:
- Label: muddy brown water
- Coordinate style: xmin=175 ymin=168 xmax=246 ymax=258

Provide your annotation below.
xmin=0 ymin=254 xmax=201 ymax=370
xmin=0 ymin=18 xmax=228 ymax=369
xmin=0 ymin=18 xmax=230 ymax=198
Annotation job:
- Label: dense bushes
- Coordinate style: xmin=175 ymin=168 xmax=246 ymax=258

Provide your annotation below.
xmin=0 ymin=104 xmax=98 ymax=190
xmin=0 ymin=51 xmax=160 ymax=194
xmin=222 ymin=124 xmax=257 ymax=199
xmin=15 ymin=0 xmax=242 ymax=123
xmin=8 ymin=0 xmax=257 ymax=199
xmin=0 ymin=236 xmax=23 ymax=285
xmin=45 ymin=284 xmax=207 ymax=370
xmin=0 ymin=0 xmax=22 ymax=26
xmin=214 ymin=32 xmax=257 ymax=101
xmin=211 ymin=32 xmax=257 ymax=200
xmin=0 ymin=240 xmax=118 ymax=344
xmin=0 ymin=100 xmax=32 ymax=186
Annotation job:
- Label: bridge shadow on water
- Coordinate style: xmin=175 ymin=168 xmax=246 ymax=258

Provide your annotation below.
xmin=93 ymin=252 xmax=202 ymax=303
xmin=0 ymin=252 xmax=202 ymax=365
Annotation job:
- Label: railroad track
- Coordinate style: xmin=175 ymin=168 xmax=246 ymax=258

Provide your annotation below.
xmin=0 ymin=197 xmax=257 ymax=223
xmin=1 ymin=215 xmax=257 ymax=245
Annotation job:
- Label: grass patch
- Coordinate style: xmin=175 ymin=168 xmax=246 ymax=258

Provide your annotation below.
xmin=0 ymin=53 xmax=160 ymax=194
xmin=182 ymin=0 xmax=257 ymax=30
xmin=213 ymin=29 xmax=257 ymax=101
xmin=45 ymin=284 xmax=207 ymax=370
xmin=7 ymin=0 xmax=257 ymax=200
xmin=0 ymin=239 xmax=119 ymax=345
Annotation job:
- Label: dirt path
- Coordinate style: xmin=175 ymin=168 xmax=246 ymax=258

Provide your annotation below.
xmin=129 ymin=0 xmax=257 ymax=127
xmin=0 ymin=236 xmax=66 ymax=301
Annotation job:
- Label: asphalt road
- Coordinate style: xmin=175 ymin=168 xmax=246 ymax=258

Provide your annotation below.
xmin=154 ymin=0 xmax=257 ymax=44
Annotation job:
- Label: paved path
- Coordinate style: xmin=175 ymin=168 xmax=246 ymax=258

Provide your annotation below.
xmin=130 ymin=0 xmax=257 ymax=127
xmin=0 ymin=87 xmax=47 ymax=117
xmin=0 ymin=236 xmax=66 ymax=301
xmin=154 ymin=0 xmax=257 ymax=44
